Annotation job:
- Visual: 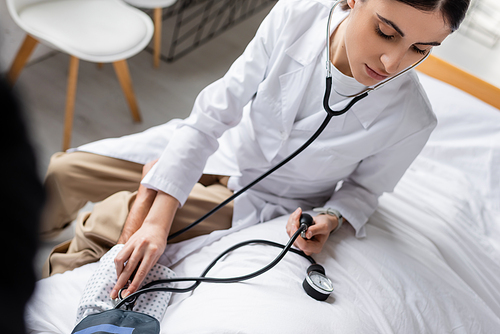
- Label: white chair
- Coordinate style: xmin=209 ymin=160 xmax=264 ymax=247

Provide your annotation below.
xmin=7 ymin=0 xmax=154 ymax=150
xmin=124 ymin=0 xmax=178 ymax=68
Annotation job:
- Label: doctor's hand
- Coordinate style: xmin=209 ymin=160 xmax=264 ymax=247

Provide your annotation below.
xmin=286 ymin=208 xmax=338 ymax=256
xmin=110 ymin=191 xmax=179 ymax=300
xmin=118 ymin=159 xmax=159 ymax=245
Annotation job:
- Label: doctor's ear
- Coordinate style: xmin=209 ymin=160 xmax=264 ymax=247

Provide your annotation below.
xmin=346 ymin=0 xmax=357 ymax=10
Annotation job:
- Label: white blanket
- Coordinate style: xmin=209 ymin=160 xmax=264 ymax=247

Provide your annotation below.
xmin=25 ymin=74 xmax=500 ymax=333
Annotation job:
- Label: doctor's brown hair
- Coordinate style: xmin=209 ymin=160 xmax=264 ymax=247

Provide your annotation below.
xmin=340 ymin=0 xmax=470 ymax=32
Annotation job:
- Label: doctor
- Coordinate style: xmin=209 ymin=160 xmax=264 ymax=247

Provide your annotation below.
xmin=41 ymin=0 xmax=469 ymax=300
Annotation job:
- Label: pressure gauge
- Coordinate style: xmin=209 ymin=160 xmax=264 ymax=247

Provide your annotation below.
xmin=302 ymin=264 xmax=334 ymax=301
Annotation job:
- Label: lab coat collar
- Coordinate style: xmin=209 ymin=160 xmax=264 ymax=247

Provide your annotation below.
xmin=284 ymin=5 xmax=348 ymax=67
xmin=348 ymin=76 xmax=404 ymax=129
xmin=277 ymin=5 xmax=349 ymax=139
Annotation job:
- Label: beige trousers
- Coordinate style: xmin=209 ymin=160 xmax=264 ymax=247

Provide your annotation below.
xmin=42 ymin=152 xmax=233 ymax=277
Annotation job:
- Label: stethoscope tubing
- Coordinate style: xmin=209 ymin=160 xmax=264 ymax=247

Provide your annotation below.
xmin=169 ymin=0 xmax=430 ymax=240
xmin=168 ymin=89 xmax=369 ymax=241
xmin=115 ymin=225 xmax=315 ymax=309
xmin=126 ymin=0 xmax=432 ymax=310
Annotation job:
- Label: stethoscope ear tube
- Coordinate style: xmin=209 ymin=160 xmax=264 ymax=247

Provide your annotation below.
xmin=325 ymin=0 xmax=431 ymax=99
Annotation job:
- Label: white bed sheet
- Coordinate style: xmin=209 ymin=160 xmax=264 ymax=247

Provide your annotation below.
xmin=25 ymin=74 xmax=500 ymax=333
xmin=418 ymin=74 xmax=500 ymax=212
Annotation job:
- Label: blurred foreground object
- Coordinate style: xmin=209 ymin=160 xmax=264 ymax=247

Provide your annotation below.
xmin=0 ymin=76 xmax=44 ymax=334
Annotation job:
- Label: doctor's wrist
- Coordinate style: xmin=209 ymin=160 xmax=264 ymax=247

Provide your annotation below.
xmin=313 ymin=207 xmax=343 ymax=234
xmin=316 ymin=214 xmax=338 ymax=233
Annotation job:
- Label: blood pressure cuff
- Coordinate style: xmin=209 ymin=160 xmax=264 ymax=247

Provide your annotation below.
xmin=71 ymin=309 xmax=159 ymax=334
xmin=75 ymin=244 xmax=175 ymax=327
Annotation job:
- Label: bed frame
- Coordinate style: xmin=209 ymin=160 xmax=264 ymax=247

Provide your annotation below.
xmin=417 ymin=55 xmax=500 ymax=110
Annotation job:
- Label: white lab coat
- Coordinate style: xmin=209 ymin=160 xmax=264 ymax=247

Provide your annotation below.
xmin=76 ymin=0 xmax=436 ymax=265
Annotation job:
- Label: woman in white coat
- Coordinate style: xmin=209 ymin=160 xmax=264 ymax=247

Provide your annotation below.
xmin=41 ymin=0 xmax=469 ymax=300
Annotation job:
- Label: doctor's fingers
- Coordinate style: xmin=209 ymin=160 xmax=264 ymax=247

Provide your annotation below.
xmin=112 ymin=246 xmax=155 ymax=298
xmin=293 ymin=236 xmax=316 ymax=256
xmin=296 ymin=233 xmax=329 ymax=255
xmin=304 ymin=221 xmax=332 ymax=240
xmin=286 ymin=207 xmax=302 ymax=236
xmin=114 ymin=244 xmax=133 ymax=279
xmin=111 ymin=244 xmax=138 ymax=298
xmin=125 ymin=251 xmax=160 ymax=298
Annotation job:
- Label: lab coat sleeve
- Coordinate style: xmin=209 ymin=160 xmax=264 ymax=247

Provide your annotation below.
xmin=141 ymin=0 xmax=290 ymax=205
xmin=324 ymin=123 xmax=436 ymax=237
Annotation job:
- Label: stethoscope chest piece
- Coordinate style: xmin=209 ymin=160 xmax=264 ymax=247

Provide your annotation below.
xmin=302 ymin=264 xmax=334 ymax=301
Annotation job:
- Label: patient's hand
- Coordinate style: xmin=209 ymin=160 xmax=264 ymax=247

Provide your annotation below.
xmin=286 ymin=208 xmax=337 ymax=255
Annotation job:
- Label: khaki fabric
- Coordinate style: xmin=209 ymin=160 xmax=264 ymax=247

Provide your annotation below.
xmin=41 ymin=152 xmax=144 ymax=239
xmin=42 ymin=152 xmax=233 ymax=277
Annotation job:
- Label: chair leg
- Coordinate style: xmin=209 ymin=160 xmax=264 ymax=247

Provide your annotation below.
xmin=62 ymin=56 xmax=79 ymax=151
xmin=7 ymin=34 xmax=39 ymax=86
xmin=154 ymin=7 xmax=162 ymax=68
xmin=112 ymin=60 xmax=142 ymax=123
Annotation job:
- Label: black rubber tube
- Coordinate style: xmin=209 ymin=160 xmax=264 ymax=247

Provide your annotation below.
xmin=168 ymin=83 xmax=368 ymax=241
xmin=115 ymin=224 xmax=314 ymax=309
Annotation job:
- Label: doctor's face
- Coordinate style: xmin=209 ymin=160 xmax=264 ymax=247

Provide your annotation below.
xmin=341 ymin=0 xmax=451 ymax=86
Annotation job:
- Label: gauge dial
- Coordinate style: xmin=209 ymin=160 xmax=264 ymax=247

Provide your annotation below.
xmin=303 ymin=270 xmax=334 ymax=301
xmin=308 ymin=271 xmax=334 ymax=292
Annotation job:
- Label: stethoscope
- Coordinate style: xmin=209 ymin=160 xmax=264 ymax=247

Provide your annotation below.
xmin=115 ymin=0 xmax=431 ymax=309
xmin=115 ymin=212 xmax=331 ymax=311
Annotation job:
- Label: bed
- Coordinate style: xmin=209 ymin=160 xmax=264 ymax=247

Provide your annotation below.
xmin=25 ymin=56 xmax=500 ymax=333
